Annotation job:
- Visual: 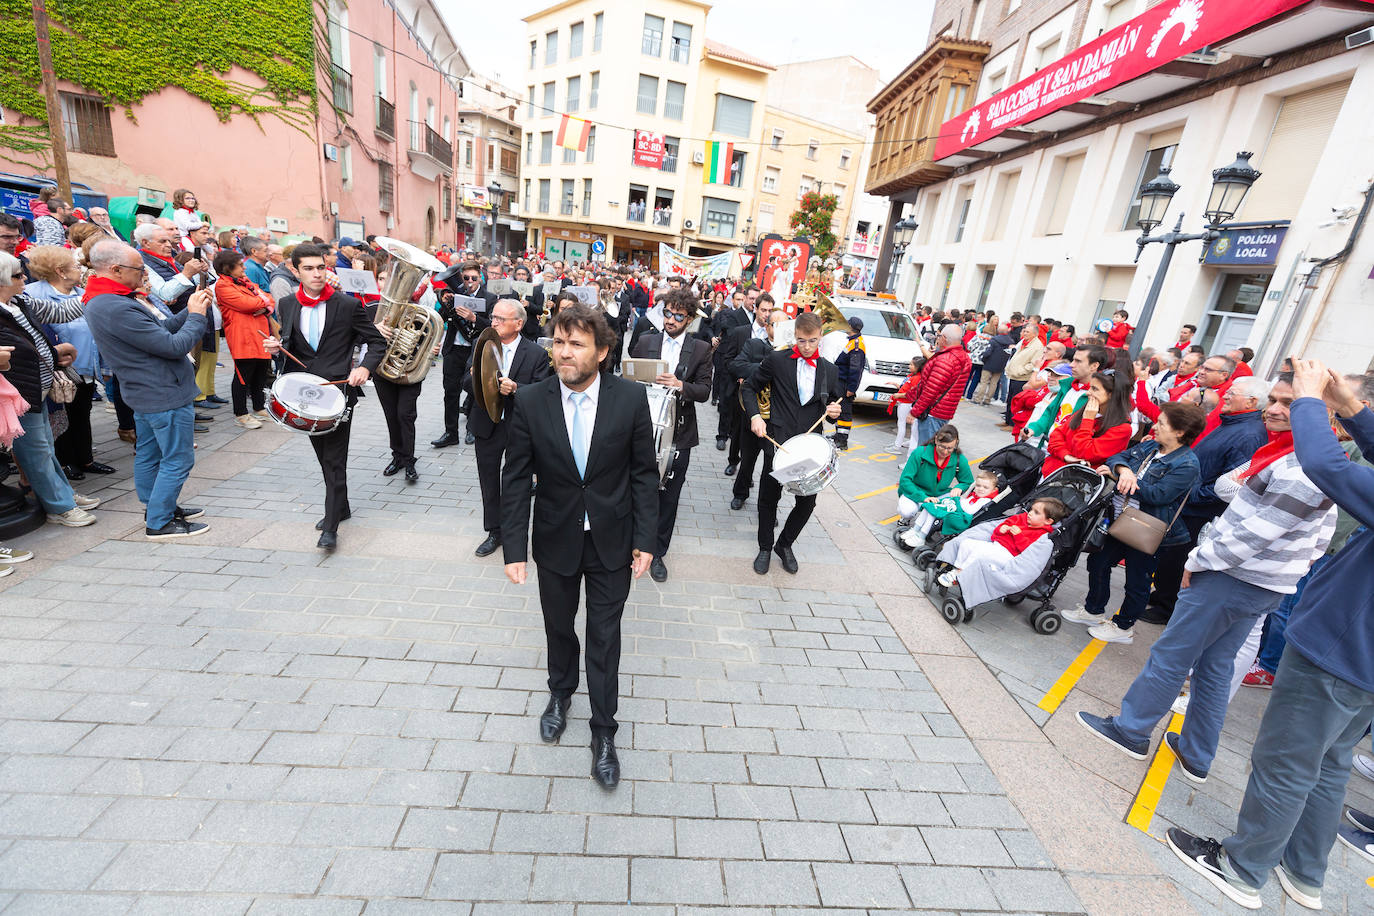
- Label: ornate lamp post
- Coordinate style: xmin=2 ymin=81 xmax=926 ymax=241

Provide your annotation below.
xmin=886 ymin=216 xmax=918 ymax=293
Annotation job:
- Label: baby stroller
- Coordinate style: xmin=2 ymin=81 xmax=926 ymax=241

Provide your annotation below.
xmin=917 ymin=464 xmax=1115 ymax=635
xmin=895 ymin=440 xmax=1046 ymax=552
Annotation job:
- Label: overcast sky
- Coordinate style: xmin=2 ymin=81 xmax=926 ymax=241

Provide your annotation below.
xmin=437 ymin=0 xmax=934 ymax=88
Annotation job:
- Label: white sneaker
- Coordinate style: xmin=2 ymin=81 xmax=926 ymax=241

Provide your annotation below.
xmin=253 ymin=409 xmax=271 ymax=419
xmin=1171 ymin=693 xmax=1191 ymax=716
xmin=1353 ymin=753 xmax=1374 ymax=783
xmin=885 ymin=444 xmax=905 ymax=454
xmin=1088 ymin=620 xmax=1134 ymax=644
xmin=900 ymin=528 xmax=926 ymax=549
xmin=1060 ymin=606 xmax=1105 ymax=625
xmin=235 ymin=415 xmax=263 ymax=429
xmin=48 ymin=507 xmax=96 ymax=527
xmin=0 ymin=564 xmax=12 ymax=578
xmin=937 ymin=570 xmax=958 ymax=588
xmin=72 ymin=493 xmax=100 ymax=510
xmin=0 ymin=546 xmax=34 ymax=563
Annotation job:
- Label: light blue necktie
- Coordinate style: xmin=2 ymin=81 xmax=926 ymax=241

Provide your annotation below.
xmin=304 ymin=304 xmax=321 ymax=350
xmin=570 ymin=392 xmax=589 ymax=478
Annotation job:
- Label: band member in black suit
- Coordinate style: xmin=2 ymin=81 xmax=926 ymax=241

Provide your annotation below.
xmin=430 ymin=261 xmax=493 ymax=448
xmin=629 ymin=288 xmax=712 ymax=582
xmin=711 ymin=290 xmax=751 ymax=438
xmin=501 ymin=303 xmax=658 ymax=789
xmin=728 ymin=299 xmax=785 ymax=511
xmin=742 ymin=310 xmax=842 ymax=575
xmin=264 ymin=244 xmax=386 ymax=551
xmin=471 ymin=299 xmax=551 ymax=558
xmin=510 ymin=264 xmax=543 ymax=339
xmin=363 ymin=289 xmax=430 ymax=483
xmin=718 ymin=292 xmax=773 ymax=473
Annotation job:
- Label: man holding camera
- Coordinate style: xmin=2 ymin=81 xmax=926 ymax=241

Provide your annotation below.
xmin=431 ymin=261 xmax=494 ymax=448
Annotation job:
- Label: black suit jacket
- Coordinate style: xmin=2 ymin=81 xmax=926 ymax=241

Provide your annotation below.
xmin=630 ymin=331 xmax=712 ymax=450
xmin=743 ymin=349 xmax=843 ymax=442
xmin=717 ymin=321 xmax=766 ymax=398
xmin=469 ymin=335 xmax=552 ymax=440
xmin=501 ymin=373 xmax=659 ymax=576
xmin=276 ymin=290 xmax=385 ymax=381
xmin=712 ymin=305 xmax=750 ymax=342
xmin=730 ymin=336 xmax=775 ymax=389
xmin=438 ymin=286 xmax=496 ymax=353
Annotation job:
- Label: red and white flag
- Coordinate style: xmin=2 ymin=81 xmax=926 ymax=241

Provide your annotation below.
xmin=556 ymin=114 xmax=591 ymax=151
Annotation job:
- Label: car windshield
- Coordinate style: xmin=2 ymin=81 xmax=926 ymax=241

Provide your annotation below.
xmin=837 ymin=305 xmax=917 ymax=340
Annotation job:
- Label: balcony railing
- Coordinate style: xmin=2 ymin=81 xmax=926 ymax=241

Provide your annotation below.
xmin=408 ymin=120 xmax=453 ymax=167
xmin=331 ymin=64 xmax=353 ymax=114
xmin=375 ymin=96 xmax=395 ymax=138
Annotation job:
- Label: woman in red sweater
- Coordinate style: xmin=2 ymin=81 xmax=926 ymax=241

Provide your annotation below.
xmin=1042 ymin=370 xmax=1135 ymax=476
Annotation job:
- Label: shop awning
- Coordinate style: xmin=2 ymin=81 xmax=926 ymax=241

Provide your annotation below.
xmin=933 ymin=0 xmax=1374 ymax=162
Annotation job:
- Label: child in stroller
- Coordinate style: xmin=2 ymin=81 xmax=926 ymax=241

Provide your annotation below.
xmin=898 ymin=468 xmax=1002 ymax=550
xmin=896 ymin=439 xmax=1046 ymax=553
xmin=920 ymin=465 xmax=1116 ymax=634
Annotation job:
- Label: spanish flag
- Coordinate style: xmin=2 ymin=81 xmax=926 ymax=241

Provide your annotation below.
xmin=556 ymin=114 xmax=591 ymax=151
xmin=703 ymin=140 xmax=733 ymax=184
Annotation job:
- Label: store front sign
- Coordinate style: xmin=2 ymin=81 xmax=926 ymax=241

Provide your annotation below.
xmin=1204 ymin=226 xmax=1288 ymax=266
xmin=935 ymin=0 xmax=1311 ymax=160
xmin=633 ymin=131 xmax=665 ymax=169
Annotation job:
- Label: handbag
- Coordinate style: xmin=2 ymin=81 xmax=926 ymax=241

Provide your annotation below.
xmin=48 ymin=366 xmax=79 ymax=404
xmin=1108 ymin=495 xmax=1187 ymax=555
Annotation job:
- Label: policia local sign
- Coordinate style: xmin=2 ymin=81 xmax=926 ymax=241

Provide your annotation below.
xmin=935 ymin=0 xmax=1318 ymax=160
xmin=1204 ymin=226 xmax=1289 ymax=266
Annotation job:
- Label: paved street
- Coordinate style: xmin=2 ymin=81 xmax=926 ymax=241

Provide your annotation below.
xmin=0 ymin=366 xmax=1371 ymax=914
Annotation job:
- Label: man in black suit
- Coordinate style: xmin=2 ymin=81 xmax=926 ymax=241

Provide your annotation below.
xmin=471 ymin=300 xmax=551 ymax=558
xmin=264 ymin=244 xmax=386 ymax=551
xmin=711 ymin=289 xmax=751 ymax=440
xmin=630 ymin=288 xmax=712 ymax=583
xmin=742 ymin=310 xmax=842 ymax=575
xmin=501 ymin=303 xmax=658 ymax=789
xmin=718 ymin=292 xmax=774 ymax=473
xmin=430 ymin=261 xmax=493 ymax=448
xmin=728 ymin=299 xmax=785 ymax=511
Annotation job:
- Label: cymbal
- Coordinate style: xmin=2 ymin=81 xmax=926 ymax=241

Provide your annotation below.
xmin=473 ymin=327 xmax=504 ymax=423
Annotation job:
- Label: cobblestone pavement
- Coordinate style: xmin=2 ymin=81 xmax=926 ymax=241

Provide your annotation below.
xmin=0 ymin=369 xmax=1368 ymax=913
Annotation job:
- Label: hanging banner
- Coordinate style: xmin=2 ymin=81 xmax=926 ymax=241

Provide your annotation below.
xmin=658 ymin=244 xmax=735 ymax=281
xmin=633 ymin=130 xmax=666 ymax=169
xmin=462 ymin=185 xmax=490 ymax=210
xmin=757 ymin=236 xmax=811 ymax=309
xmin=934 ymin=0 xmax=1313 ymax=160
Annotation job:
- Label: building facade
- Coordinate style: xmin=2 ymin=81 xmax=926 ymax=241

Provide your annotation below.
xmin=451 ymin=76 xmax=524 ymax=256
xmin=747 ymin=107 xmax=863 ymax=252
xmin=868 ymin=0 xmax=1374 ymax=372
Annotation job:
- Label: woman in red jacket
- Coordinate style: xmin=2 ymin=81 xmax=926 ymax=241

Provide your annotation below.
xmin=213 ymin=249 xmax=276 ymax=429
xmin=1041 ymin=370 xmax=1134 ymax=476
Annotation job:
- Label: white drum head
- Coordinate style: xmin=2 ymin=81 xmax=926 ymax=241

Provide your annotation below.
xmin=274 ymin=373 xmax=345 ymax=418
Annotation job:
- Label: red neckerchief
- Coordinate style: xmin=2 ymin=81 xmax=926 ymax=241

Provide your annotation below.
xmin=140 ymin=248 xmax=177 ymax=269
xmin=296 ymin=286 xmax=328 ymax=308
xmin=1238 ymin=430 xmax=1295 ymax=481
xmin=932 ymin=448 xmax=952 ymax=483
xmin=1070 ymin=379 xmax=1089 ymax=391
xmin=81 ymin=276 xmax=134 ymax=303
xmin=790 ymin=346 xmax=817 ymax=367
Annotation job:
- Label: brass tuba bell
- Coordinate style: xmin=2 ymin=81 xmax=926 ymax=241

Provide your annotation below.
xmin=372 ymin=237 xmax=446 ymax=385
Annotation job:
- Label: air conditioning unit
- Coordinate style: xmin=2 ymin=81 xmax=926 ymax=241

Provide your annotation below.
xmin=683 ymin=218 xmax=696 ymax=231
xmin=691 ymin=151 xmax=705 ymax=165
xmin=1348 ymin=26 xmax=1374 ymax=49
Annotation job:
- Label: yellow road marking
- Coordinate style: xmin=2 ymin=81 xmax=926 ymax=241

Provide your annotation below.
xmin=878 ymin=514 xmax=901 ymax=525
xmin=869 ymin=452 xmax=898 ymax=463
xmin=851 ymin=420 xmax=887 ymax=429
xmin=856 ymin=484 xmax=898 ymax=500
xmin=1126 ymin=711 xmax=1185 ymax=833
xmin=1037 ymin=639 xmax=1106 ymax=713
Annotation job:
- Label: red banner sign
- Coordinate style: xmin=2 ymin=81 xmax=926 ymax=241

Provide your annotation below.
xmin=934 ymin=0 xmax=1318 ymax=160
xmin=633 ymin=130 xmax=665 ymax=169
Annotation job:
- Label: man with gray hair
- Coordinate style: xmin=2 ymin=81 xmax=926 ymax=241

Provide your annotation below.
xmin=907 ymin=323 xmax=973 ymax=446
xmin=83 ymin=239 xmax=212 ymax=540
xmin=241 ymin=237 xmax=271 ymax=291
xmin=133 ymin=223 xmax=206 ymax=314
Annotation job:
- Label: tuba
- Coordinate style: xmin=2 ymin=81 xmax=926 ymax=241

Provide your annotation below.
xmin=372 ymin=237 xmax=446 ymax=385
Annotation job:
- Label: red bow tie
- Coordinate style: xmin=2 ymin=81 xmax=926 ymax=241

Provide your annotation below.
xmin=790 ymin=347 xmax=817 ymax=367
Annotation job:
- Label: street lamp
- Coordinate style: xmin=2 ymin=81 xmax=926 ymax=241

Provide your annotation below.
xmin=885 ymin=216 xmax=918 ymax=293
xmin=1129 ymin=151 xmax=1261 ymax=357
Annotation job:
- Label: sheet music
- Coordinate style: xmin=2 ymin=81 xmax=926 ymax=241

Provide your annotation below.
xmin=454 ymin=294 xmax=487 ymax=314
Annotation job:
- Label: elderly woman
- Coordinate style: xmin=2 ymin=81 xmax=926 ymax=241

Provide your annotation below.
xmin=0 ymin=251 xmax=98 ymax=526
xmin=23 ymin=246 xmax=115 ymax=479
xmin=212 ymin=249 xmax=275 ymax=429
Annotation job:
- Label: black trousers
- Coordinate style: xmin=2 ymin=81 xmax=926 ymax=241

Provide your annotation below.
xmin=1004 ymin=378 xmax=1027 ymax=424
xmin=309 ymin=404 xmax=354 ymax=532
xmin=231 ymin=358 xmax=270 ymax=416
xmin=756 ymin=441 xmax=818 ymax=550
xmin=538 ymin=532 xmax=631 ymax=738
xmin=55 ymin=380 xmax=96 ymax=468
xmin=474 ymin=423 xmax=508 ymax=534
xmin=1148 ymin=513 xmax=1211 ymax=612
xmin=656 ymin=446 xmax=690 ymax=556
xmin=111 ymin=376 xmax=135 ymax=431
xmin=717 ymin=387 xmax=739 ymax=441
xmin=373 ymin=376 xmax=422 ymax=463
xmin=441 ymin=344 xmax=472 ymax=435
xmin=733 ymin=428 xmax=764 ymax=500
xmin=711 ymin=359 xmax=729 ymax=403
xmin=835 ymin=395 xmax=855 ymax=441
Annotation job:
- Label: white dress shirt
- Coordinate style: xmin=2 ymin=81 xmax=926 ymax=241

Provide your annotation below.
xmin=751 ymin=320 xmax=769 ymax=341
xmin=560 ymin=373 xmax=601 ymax=530
xmin=500 ymin=338 xmax=519 ymax=375
xmin=661 ymin=331 xmax=683 ymax=374
xmin=796 ymin=356 xmax=816 ymax=405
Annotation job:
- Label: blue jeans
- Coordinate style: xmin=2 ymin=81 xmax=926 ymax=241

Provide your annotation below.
xmin=915 ymin=415 xmax=947 ymax=448
xmin=1085 ymin=536 xmax=1159 ymax=628
xmin=134 ymin=404 xmax=196 ymax=529
xmin=1257 ymin=554 xmax=1330 ymax=674
xmin=1222 ymin=647 xmax=1374 ymax=889
xmin=1111 ymin=571 xmax=1282 ymax=772
xmin=10 ymin=404 xmax=75 ymax=514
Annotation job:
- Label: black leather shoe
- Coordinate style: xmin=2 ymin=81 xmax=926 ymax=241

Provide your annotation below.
xmin=195 ymin=412 xmax=214 ymax=422
xmin=1136 ymin=605 xmax=1172 ymax=626
xmin=431 ymin=431 xmax=461 ymax=448
xmin=205 ymin=395 xmax=229 ymax=405
xmin=194 ymin=423 xmax=210 ymax=433
xmin=591 ymin=736 xmax=620 ymax=789
xmin=175 ymin=505 xmax=205 ymax=521
xmin=82 ymin=462 xmax=117 ymax=475
xmin=315 ymin=510 xmax=350 ymax=531
xmin=317 ymin=531 xmax=337 ymax=551
xmin=650 ymin=557 xmax=667 ymax=582
xmin=475 ymin=533 xmax=501 ymax=558
xmin=63 ymin=465 xmax=86 ymax=481
xmin=774 ymin=544 xmax=799 ymax=574
xmin=404 ymin=463 xmax=419 ymax=483
xmin=197 ymin=400 xmax=223 ymax=410
xmin=540 ymin=694 xmax=571 ymax=742
xmin=715 ymin=437 xmax=727 ymax=451
xmin=383 ymin=459 xmax=403 ymax=476
xmin=730 ymin=497 xmax=745 ymax=511
xmin=834 ymin=440 xmax=849 ymax=452
xmin=464 ymin=430 xmax=475 ymax=445
xmin=753 ymin=549 xmax=771 ymax=575
xmin=724 ymin=463 xmax=737 ymax=476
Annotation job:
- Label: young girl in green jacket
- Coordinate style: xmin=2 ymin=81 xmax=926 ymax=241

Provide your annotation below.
xmin=897 ymin=424 xmax=973 ymax=523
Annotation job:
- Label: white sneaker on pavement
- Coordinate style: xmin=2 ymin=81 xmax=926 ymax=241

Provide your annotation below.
xmin=1353 ymin=753 xmax=1374 ymax=783
xmin=0 ymin=546 xmax=34 ymax=563
xmin=1088 ymin=620 xmax=1134 ymax=644
xmin=48 ymin=507 xmax=96 ymax=527
xmin=72 ymin=493 xmax=100 ymax=510
xmin=1060 ymin=606 xmax=1104 ymax=625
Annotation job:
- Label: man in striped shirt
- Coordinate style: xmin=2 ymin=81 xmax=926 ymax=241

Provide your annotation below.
xmin=1076 ymin=373 xmax=1335 ymax=783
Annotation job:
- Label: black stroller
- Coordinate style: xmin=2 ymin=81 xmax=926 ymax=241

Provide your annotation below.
xmin=894 ymin=440 xmax=1047 ymax=552
xmin=916 ymin=464 xmax=1116 ymax=635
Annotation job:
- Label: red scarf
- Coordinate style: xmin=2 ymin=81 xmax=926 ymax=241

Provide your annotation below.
xmin=790 ymin=346 xmax=817 ymax=367
xmin=296 ymin=286 xmax=329 ymax=308
xmin=81 ymin=276 xmax=134 ymax=303
xmin=140 ymin=248 xmax=177 ymax=269
xmin=1237 ymin=430 xmax=1295 ymax=481
xmin=932 ymin=447 xmax=951 ymax=483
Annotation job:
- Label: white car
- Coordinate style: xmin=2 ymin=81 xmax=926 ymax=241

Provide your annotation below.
xmin=821 ymin=294 xmax=922 ymax=408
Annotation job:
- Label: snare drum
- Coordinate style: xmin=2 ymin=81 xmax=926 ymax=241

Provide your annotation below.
xmin=643 ymin=384 xmax=680 ymax=486
xmin=266 ymin=372 xmax=347 ymax=436
xmin=774 ymin=433 xmax=839 ymax=497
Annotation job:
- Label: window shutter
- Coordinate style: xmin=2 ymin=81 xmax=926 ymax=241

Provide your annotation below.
xmin=1041 ymin=153 xmax=1085 ymax=236
xmin=713 ymin=95 xmax=754 ymax=137
xmin=1146 ymin=126 xmax=1184 ymax=150
xmin=1030 ymin=265 xmax=1053 ymax=289
xmin=1099 ymin=266 xmax=1135 ymax=303
xmin=1240 ymin=80 xmax=1349 ymax=221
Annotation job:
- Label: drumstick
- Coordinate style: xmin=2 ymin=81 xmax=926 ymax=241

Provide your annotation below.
xmin=317 ymin=379 xmax=350 ymax=386
xmin=805 ymin=401 xmax=841 ymax=435
xmin=256 ymin=330 xmax=309 ymax=370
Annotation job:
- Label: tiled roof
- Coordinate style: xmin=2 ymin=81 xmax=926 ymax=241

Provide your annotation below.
xmin=703 ymin=39 xmax=776 ymax=70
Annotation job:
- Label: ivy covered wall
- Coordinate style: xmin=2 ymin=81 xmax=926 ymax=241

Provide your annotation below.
xmin=0 ymin=0 xmax=319 ymax=165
